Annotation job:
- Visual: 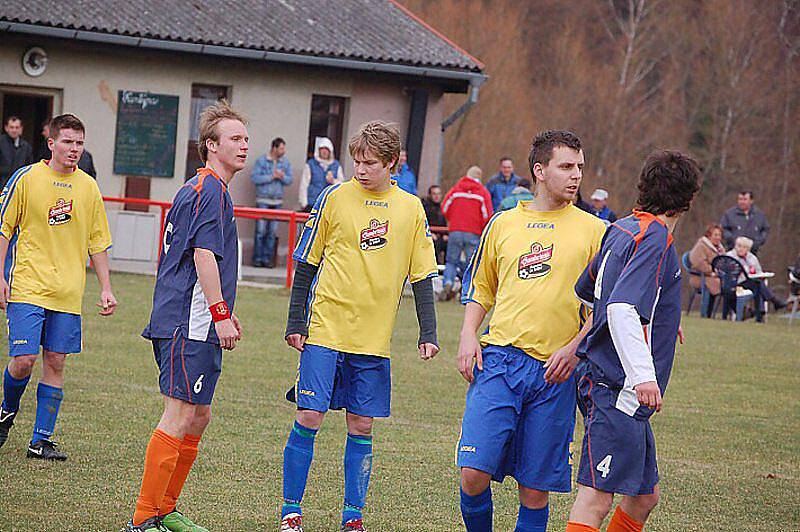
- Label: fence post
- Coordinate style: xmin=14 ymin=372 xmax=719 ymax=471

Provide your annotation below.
xmin=286 ymin=213 xmax=296 ymax=289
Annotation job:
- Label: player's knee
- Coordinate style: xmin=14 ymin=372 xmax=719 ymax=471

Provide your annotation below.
xmin=634 ymin=491 xmax=660 ymax=514
xmin=296 ymin=409 xmax=324 ymax=430
xmin=192 ymin=407 xmax=212 ymax=430
xmin=345 ymin=413 xmax=373 ymax=436
xmin=460 ymin=467 xmax=491 ymax=496
xmin=9 ymin=355 xmax=37 ymax=377
xmin=577 ymin=486 xmax=613 ymax=518
xmin=518 ymin=486 xmax=548 ymax=509
xmin=42 ymin=352 xmax=66 ymax=374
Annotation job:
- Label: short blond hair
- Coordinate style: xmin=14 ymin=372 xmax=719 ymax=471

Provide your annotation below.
xmin=198 ymin=100 xmax=248 ymax=163
xmin=466 ymin=166 xmax=482 ymax=180
xmin=735 ymin=236 xmax=753 ymax=249
xmin=348 ymin=121 xmax=401 ymax=172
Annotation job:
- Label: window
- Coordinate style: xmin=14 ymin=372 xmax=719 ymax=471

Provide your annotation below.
xmin=306 ymin=95 xmax=347 ymax=160
xmin=185 ymin=84 xmax=230 ymax=180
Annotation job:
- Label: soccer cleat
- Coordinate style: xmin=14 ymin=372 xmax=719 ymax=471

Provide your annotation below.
xmin=341 ymin=518 xmax=367 ymax=532
xmin=122 ymin=517 xmax=166 ymax=531
xmin=160 ymin=510 xmax=209 ymax=532
xmin=0 ymin=408 xmax=16 ymax=448
xmin=26 ymin=439 xmax=68 ymax=461
xmin=280 ymin=513 xmax=303 ymax=532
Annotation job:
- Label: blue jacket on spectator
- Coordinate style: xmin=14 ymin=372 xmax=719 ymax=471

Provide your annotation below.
xmin=486 ymin=172 xmax=521 ymax=211
xmin=590 ymin=205 xmax=617 ymax=223
xmin=392 ymin=163 xmax=417 ymax=195
xmin=251 ymin=155 xmax=293 ymax=203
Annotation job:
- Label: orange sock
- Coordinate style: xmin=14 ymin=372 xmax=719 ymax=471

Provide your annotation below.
xmin=133 ymin=429 xmax=182 ymax=525
xmin=607 ymin=506 xmax=644 ymax=532
xmin=566 ymin=522 xmax=600 ymax=532
xmin=160 ymin=433 xmax=202 ymax=515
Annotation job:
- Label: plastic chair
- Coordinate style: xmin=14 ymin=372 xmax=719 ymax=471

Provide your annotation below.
xmin=788 ymin=269 xmax=800 ymax=325
xmin=711 ymin=255 xmax=758 ymax=321
xmin=681 ymin=252 xmax=703 ymax=315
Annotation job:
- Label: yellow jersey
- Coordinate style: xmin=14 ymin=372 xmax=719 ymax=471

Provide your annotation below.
xmin=463 ymin=201 xmax=605 ymax=361
xmin=293 ymin=179 xmax=438 ymax=357
xmin=0 ymin=161 xmax=112 ymax=314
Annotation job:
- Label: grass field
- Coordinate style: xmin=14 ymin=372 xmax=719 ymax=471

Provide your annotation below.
xmin=0 ymin=272 xmax=798 ymax=531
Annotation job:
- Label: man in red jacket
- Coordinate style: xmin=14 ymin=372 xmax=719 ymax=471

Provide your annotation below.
xmin=441 ymin=166 xmax=493 ymax=300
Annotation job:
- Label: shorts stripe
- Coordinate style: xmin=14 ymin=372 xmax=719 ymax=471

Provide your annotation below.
xmin=179 ymin=337 xmax=192 ymax=403
xmin=169 ymin=330 xmax=177 ymax=397
xmin=581 ymin=374 xmax=598 ymax=488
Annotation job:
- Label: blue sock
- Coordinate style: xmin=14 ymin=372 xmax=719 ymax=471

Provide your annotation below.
xmin=460 ymin=486 xmax=493 ymax=532
xmin=514 ymin=504 xmax=549 ymax=532
xmin=282 ymin=421 xmax=318 ymax=518
xmin=342 ymin=433 xmax=373 ymax=524
xmin=31 ymin=383 xmax=63 ymax=444
xmin=2 ymin=367 xmax=30 ymax=412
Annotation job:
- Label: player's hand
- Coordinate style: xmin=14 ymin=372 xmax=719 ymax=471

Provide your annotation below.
xmin=419 ymin=342 xmax=439 ymax=361
xmin=215 ymin=318 xmax=239 ymax=350
xmin=231 ymin=313 xmax=243 ymax=341
xmin=634 ymin=381 xmax=662 ymax=412
xmin=543 ymin=344 xmax=579 ymax=384
xmin=0 ymin=277 xmax=8 ymax=311
xmin=97 ymin=290 xmax=117 ymax=316
xmin=457 ymin=331 xmax=483 ymax=383
xmin=677 ymin=325 xmax=685 ymax=345
xmin=286 ymin=333 xmax=307 ymax=352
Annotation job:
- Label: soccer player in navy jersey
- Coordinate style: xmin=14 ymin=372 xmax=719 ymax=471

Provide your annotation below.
xmin=565 ymin=151 xmax=701 ymax=532
xmin=124 ymin=102 xmax=248 ymax=532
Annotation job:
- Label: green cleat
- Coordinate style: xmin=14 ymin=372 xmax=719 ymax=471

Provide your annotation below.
xmin=160 ymin=511 xmax=209 ymax=532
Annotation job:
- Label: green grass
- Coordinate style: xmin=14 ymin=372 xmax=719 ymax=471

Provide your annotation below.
xmin=0 ymin=273 xmax=798 ymax=531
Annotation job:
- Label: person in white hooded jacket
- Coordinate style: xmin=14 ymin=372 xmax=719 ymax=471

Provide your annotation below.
xmin=298 ymin=137 xmax=345 ymax=211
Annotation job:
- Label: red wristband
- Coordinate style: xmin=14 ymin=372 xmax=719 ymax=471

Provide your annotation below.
xmin=209 ymin=301 xmax=230 ymax=322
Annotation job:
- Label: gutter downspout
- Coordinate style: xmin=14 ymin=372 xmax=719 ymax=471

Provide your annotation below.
xmin=438 ymin=80 xmax=483 ymax=183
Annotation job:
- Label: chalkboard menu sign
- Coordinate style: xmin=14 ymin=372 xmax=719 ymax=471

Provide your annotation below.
xmin=113 ymin=91 xmax=179 ymax=178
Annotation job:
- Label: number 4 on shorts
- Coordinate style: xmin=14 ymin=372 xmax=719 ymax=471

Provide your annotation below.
xmin=597 ymin=455 xmax=612 ymax=478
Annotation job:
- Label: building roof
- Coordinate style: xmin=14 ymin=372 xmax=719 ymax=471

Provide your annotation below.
xmin=0 ymin=0 xmax=484 ymax=76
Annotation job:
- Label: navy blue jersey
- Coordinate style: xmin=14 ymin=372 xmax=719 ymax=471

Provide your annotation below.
xmin=143 ymin=169 xmax=238 ymax=344
xmin=574 ymin=211 xmax=682 ymax=418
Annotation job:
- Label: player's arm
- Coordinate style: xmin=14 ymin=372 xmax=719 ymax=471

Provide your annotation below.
xmin=0 ymin=174 xmax=25 ymax=310
xmin=89 ymin=250 xmax=117 ymax=316
xmin=544 ymin=312 xmax=593 ymax=384
xmin=194 ymin=248 xmax=239 ymax=350
xmin=458 ymin=302 xmax=487 ymax=383
xmin=411 ymin=277 xmax=438 ymax=361
xmin=0 ymin=236 xmax=9 ymax=310
xmin=285 ymin=261 xmax=318 ymax=352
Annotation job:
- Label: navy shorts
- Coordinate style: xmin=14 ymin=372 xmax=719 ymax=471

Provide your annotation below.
xmin=152 ymin=329 xmax=222 ymax=405
xmin=457 ymin=345 xmax=576 ymax=492
xmin=292 ymin=343 xmax=391 ymax=418
xmin=575 ymin=360 xmax=659 ymax=496
xmin=6 ymin=302 xmax=82 ymax=356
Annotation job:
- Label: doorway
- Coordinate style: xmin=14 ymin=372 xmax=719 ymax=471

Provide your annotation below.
xmin=0 ymin=89 xmax=55 ymax=162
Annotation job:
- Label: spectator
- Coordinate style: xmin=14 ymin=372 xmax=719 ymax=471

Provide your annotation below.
xmin=725 ymin=236 xmax=786 ymax=320
xmin=720 ymin=190 xmax=769 ymax=253
xmin=299 ymin=137 xmax=344 ymax=212
xmin=0 ymin=116 xmax=33 ymax=189
xmin=37 ymin=120 xmax=51 ymax=161
xmin=391 ymin=149 xmax=417 ymax=195
xmin=251 ymin=137 xmax=293 ymax=267
xmin=589 ymin=188 xmax=617 ymax=224
xmin=422 ymin=184 xmax=447 ymax=264
xmin=485 ymin=156 xmax=521 ymax=211
xmin=499 ymin=177 xmax=534 ymax=210
xmin=574 ymin=188 xmax=592 ymax=213
xmin=441 ymin=165 xmax=493 ymax=299
xmin=78 ymin=149 xmax=96 ymax=179
xmin=689 ymin=223 xmax=726 ymax=317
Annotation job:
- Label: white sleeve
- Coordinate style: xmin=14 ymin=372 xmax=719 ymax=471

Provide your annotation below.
xmin=335 ymin=165 xmax=345 ymax=183
xmin=607 ymin=302 xmax=657 ymax=387
xmin=299 ymin=163 xmax=311 ymax=208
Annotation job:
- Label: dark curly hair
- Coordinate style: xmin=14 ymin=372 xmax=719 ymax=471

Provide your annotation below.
xmin=528 ymin=130 xmax=582 ymax=175
xmin=636 ymin=151 xmax=701 ymax=216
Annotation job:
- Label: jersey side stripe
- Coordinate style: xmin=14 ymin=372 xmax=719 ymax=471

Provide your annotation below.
xmin=297 ymin=183 xmax=341 ymax=261
xmin=461 ymin=211 xmax=503 ymax=303
xmin=0 ymin=165 xmax=33 ymax=221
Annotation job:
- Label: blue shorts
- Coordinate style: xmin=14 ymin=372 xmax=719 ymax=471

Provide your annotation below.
xmin=152 ymin=329 xmax=222 ymax=405
xmin=6 ymin=302 xmax=82 ymax=356
xmin=575 ymin=360 xmax=659 ymax=496
xmin=457 ymin=345 xmax=576 ymax=492
xmin=292 ymin=344 xmax=391 ymax=418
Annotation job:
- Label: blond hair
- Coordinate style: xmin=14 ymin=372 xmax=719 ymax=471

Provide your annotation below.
xmin=197 ymin=100 xmax=248 ymax=163
xmin=348 ymin=121 xmax=401 ymax=172
xmin=466 ymin=166 xmax=482 ymax=180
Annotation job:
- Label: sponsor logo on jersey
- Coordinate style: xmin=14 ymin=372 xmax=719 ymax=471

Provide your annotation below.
xmin=48 ymin=198 xmax=72 ymax=226
xmin=526 ymin=222 xmax=555 ymax=229
xmin=360 ymin=219 xmax=389 ymax=251
xmin=518 ymin=242 xmax=554 ymax=279
xmin=365 ymin=200 xmax=388 ymax=208
xmin=53 ymin=181 xmax=72 ymax=189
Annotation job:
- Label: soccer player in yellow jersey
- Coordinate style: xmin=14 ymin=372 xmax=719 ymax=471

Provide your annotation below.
xmin=280 ymin=121 xmax=439 ymax=532
xmin=456 ymin=131 xmax=606 ymax=532
xmin=0 ymin=114 xmax=115 ymax=461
